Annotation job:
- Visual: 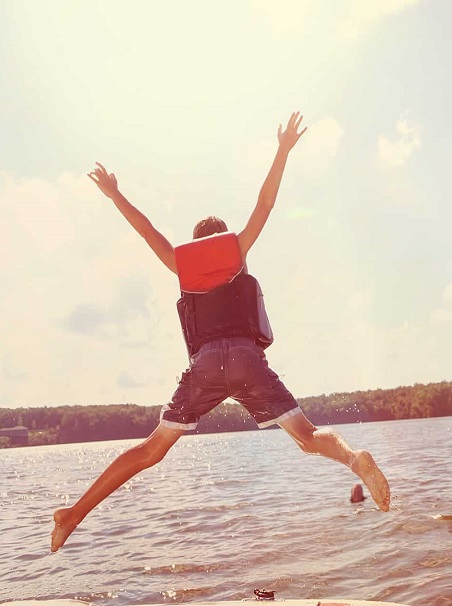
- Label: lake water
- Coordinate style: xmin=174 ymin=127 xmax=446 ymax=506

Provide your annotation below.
xmin=1 ymin=417 xmax=452 ymax=606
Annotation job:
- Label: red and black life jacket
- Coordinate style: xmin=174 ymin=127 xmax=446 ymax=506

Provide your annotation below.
xmin=175 ymin=232 xmax=273 ymax=356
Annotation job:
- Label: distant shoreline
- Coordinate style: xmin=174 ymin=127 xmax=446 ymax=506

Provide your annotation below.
xmin=1 ymin=379 xmax=451 ymax=448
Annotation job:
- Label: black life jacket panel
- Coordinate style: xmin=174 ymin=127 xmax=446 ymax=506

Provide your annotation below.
xmin=177 ymin=273 xmax=274 ymax=356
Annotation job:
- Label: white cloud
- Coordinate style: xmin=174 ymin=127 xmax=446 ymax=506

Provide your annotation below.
xmin=378 ymin=111 xmax=422 ymax=168
xmin=294 ymin=117 xmax=344 ymax=175
xmin=0 ymin=171 xmax=183 ymax=408
xmin=245 ymin=116 xmax=343 ymax=177
xmin=2 ymin=166 xmax=450 ymax=406
xmin=284 ymin=206 xmax=314 ymax=220
xmin=443 ymin=283 xmax=452 ymax=304
xmin=275 ymin=309 xmax=451 ymax=397
xmin=347 ymin=289 xmax=372 ymax=312
xmin=271 ymin=260 xmax=452 ymax=397
xmin=430 ymin=308 xmax=452 ymax=326
xmin=252 ymin=0 xmax=312 ymax=32
xmin=245 ymin=139 xmax=276 ymax=171
xmin=340 ymin=0 xmax=420 ymax=39
xmin=117 ymin=371 xmax=146 ymax=389
xmin=429 ymin=283 xmax=452 ymax=326
xmin=350 ymin=0 xmax=420 ymax=22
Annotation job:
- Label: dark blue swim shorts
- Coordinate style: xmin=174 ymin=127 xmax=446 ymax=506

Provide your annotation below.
xmin=160 ymin=337 xmax=301 ymax=430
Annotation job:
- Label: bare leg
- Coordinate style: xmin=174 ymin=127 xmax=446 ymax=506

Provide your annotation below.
xmin=279 ymin=411 xmax=390 ymax=512
xmin=51 ymin=424 xmax=184 ymax=552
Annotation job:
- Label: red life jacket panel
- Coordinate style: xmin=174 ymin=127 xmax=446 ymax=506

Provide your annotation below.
xmin=175 ymin=232 xmax=243 ymax=293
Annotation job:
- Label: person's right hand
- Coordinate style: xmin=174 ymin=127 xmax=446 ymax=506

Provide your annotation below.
xmin=277 ymin=112 xmax=307 ymax=152
xmin=87 ymin=162 xmax=119 ymax=199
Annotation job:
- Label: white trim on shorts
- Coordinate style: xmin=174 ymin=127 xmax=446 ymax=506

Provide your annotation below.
xmin=258 ymin=406 xmax=302 ymax=429
xmin=159 ymin=405 xmax=198 ymax=430
xmin=160 ymin=418 xmax=198 ymax=431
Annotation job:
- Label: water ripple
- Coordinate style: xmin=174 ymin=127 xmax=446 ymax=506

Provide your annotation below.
xmin=1 ymin=418 xmax=452 ymax=605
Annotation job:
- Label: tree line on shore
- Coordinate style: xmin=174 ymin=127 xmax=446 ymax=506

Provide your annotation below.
xmin=1 ymin=380 xmax=451 ymax=448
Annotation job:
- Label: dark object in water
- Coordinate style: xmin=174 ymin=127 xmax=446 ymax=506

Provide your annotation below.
xmin=350 ymin=483 xmax=366 ymax=503
xmin=254 ymin=589 xmax=275 ymax=601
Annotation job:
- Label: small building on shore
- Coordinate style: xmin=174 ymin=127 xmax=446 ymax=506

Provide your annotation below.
xmin=0 ymin=425 xmax=29 ymax=446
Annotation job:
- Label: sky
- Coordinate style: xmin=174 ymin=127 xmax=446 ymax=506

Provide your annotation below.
xmin=1 ymin=0 xmax=451 ymax=410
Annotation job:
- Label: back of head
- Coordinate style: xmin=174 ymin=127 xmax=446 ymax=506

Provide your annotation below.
xmin=193 ymin=216 xmax=228 ymax=239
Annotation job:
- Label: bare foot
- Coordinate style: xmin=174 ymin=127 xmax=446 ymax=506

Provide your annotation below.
xmin=351 ymin=450 xmax=390 ymax=512
xmin=51 ymin=507 xmax=80 ymax=552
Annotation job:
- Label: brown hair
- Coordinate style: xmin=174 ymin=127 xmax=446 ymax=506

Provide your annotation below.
xmin=192 ymin=216 xmax=228 ymax=239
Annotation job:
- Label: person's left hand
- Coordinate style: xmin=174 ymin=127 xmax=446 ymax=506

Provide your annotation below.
xmin=277 ymin=112 xmax=307 ymax=152
xmin=87 ymin=162 xmax=119 ymax=199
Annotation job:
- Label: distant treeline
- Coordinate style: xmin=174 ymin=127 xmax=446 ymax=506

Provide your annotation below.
xmin=299 ymin=380 xmax=452 ymax=424
xmin=1 ymin=380 xmax=451 ymax=448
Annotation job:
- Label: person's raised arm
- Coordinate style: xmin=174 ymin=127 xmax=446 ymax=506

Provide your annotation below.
xmin=88 ymin=163 xmax=177 ymax=274
xmin=237 ymin=112 xmax=307 ymax=260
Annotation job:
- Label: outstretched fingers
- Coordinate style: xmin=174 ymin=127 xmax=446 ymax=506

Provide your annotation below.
xmin=87 ymin=171 xmax=99 ymax=184
xmin=286 ymin=111 xmax=307 ymax=137
xmin=87 ymin=163 xmax=118 ymax=199
xmin=297 ymin=125 xmax=308 ymax=139
xmin=87 ymin=163 xmax=111 ymax=184
xmin=294 ymin=113 xmax=307 ymax=138
xmin=95 ymin=162 xmax=108 ymax=175
xmin=287 ymin=111 xmax=298 ymax=130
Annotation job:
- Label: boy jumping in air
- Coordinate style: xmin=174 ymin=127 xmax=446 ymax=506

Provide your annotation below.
xmin=51 ymin=112 xmax=390 ymax=552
